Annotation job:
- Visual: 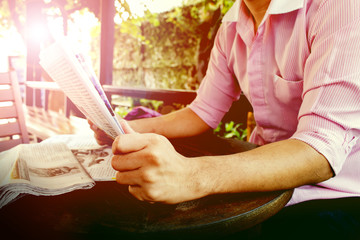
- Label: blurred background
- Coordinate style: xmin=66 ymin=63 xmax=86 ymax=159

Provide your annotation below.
xmin=1 ymin=0 xmax=253 ymax=142
xmin=0 ymin=0 xmax=235 ymax=90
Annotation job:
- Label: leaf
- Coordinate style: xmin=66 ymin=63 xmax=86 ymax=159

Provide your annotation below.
xmin=225 ymin=132 xmax=234 ymax=138
xmin=213 ymin=122 xmax=222 ymax=133
xmin=225 ymin=121 xmax=234 ymax=131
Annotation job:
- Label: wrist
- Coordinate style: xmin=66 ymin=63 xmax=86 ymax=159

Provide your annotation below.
xmin=187 ymin=157 xmax=222 ymax=199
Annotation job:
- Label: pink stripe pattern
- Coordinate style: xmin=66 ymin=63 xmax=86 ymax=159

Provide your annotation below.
xmin=189 ymin=0 xmax=360 ymax=205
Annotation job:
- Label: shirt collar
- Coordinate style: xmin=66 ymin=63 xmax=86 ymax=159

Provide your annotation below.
xmin=222 ymin=0 xmax=305 ymax=22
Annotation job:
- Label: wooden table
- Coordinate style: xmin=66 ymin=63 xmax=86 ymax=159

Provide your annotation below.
xmin=0 ymin=133 xmax=293 ymax=239
xmin=0 ymin=182 xmax=292 ymax=239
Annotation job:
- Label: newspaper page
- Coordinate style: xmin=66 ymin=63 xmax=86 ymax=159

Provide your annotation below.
xmin=43 ymin=134 xmax=117 ymax=181
xmin=0 ymin=142 xmax=94 ymax=209
xmin=39 ymin=37 xmax=124 ymax=139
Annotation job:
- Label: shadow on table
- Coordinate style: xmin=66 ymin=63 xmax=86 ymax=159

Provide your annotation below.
xmin=0 ymin=132 xmax=293 ymax=240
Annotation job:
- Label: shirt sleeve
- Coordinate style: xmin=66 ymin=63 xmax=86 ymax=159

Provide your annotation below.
xmin=189 ymin=23 xmax=241 ymax=129
xmin=291 ymin=0 xmax=360 ymax=175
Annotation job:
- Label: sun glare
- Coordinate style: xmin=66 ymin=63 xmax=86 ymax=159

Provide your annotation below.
xmin=0 ymin=26 xmax=25 ymax=72
xmin=46 ymin=9 xmax=99 ymax=55
xmin=0 ymin=1 xmax=186 ymax=73
xmin=27 ymin=23 xmax=48 ymax=43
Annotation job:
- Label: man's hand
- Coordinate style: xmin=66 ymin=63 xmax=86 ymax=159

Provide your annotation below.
xmin=88 ymin=118 xmax=134 ymax=146
xmin=111 ymin=132 xmax=206 ymax=204
xmin=88 ymin=119 xmax=114 ymax=146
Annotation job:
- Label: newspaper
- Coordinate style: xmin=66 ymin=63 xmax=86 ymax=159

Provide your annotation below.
xmin=43 ymin=134 xmax=117 ymax=181
xmin=39 ymin=37 xmax=124 ymax=139
xmin=0 ymin=142 xmax=95 ymax=209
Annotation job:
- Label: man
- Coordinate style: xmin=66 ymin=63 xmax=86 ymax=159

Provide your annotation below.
xmin=90 ymin=0 xmax=360 ymax=237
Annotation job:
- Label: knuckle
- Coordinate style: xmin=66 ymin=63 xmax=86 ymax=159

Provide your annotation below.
xmin=143 ymin=150 xmax=163 ymax=167
xmin=144 ymin=187 xmax=161 ymax=201
xmin=115 ymin=172 xmax=123 ymax=184
xmin=111 ymin=155 xmax=120 ymax=169
xmin=112 ymin=136 xmax=125 ymax=153
xmin=129 ymin=186 xmax=144 ymax=201
xmin=147 ymin=133 xmax=166 ymax=145
xmin=140 ymin=169 xmax=156 ymax=183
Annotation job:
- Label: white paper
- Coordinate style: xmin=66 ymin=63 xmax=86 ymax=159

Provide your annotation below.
xmin=43 ymin=134 xmax=117 ymax=181
xmin=0 ymin=142 xmax=95 ymax=209
xmin=39 ymin=37 xmax=124 ymax=139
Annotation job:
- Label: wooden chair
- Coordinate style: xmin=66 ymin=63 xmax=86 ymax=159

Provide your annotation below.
xmin=0 ymin=71 xmax=29 ymax=152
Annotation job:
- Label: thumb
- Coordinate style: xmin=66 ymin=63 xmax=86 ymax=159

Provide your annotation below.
xmin=119 ymin=119 xmax=136 ymax=134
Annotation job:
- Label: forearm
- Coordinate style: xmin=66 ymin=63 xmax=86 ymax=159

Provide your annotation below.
xmin=192 ymin=139 xmax=334 ymax=196
xmin=127 ymin=107 xmax=211 ymax=138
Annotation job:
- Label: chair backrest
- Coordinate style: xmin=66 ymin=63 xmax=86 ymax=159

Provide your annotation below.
xmin=0 ymin=71 xmax=29 ymax=152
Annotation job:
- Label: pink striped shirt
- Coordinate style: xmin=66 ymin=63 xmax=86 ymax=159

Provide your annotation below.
xmin=189 ymin=0 xmax=360 ymax=205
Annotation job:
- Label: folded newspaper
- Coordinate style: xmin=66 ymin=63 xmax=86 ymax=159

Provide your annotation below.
xmin=39 ymin=37 xmax=124 ymax=139
xmin=0 ymin=136 xmax=117 ymax=209
xmin=0 ymin=142 xmax=94 ymax=209
xmin=0 ymin=37 xmax=125 ymax=209
xmin=43 ymin=134 xmax=117 ymax=182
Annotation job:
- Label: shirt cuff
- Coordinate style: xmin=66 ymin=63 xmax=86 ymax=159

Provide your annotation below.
xmin=291 ymin=114 xmax=357 ymax=175
xmin=189 ymin=97 xmax=226 ymax=129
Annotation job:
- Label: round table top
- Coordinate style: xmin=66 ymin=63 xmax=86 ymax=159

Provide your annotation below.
xmin=0 ymin=133 xmax=293 ymax=239
xmin=134 ymin=188 xmax=293 ymax=237
xmin=0 ymin=182 xmax=293 ymax=239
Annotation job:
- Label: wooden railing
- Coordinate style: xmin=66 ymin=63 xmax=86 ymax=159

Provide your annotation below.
xmin=24 ymin=81 xmax=253 ymax=141
xmin=103 ymin=85 xmax=253 ymax=131
xmin=103 ymin=85 xmax=197 ymax=106
xmin=24 ymin=81 xmax=88 ymax=140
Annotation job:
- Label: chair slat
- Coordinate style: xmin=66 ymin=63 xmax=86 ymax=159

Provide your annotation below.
xmin=0 ymin=89 xmax=14 ymax=101
xmin=0 ymin=121 xmax=21 ymax=137
xmin=0 ymin=71 xmax=29 ymax=151
xmin=0 ymin=72 xmax=11 ymax=84
xmin=0 ymin=105 xmax=17 ymax=119
xmin=0 ymin=138 xmax=22 ymax=152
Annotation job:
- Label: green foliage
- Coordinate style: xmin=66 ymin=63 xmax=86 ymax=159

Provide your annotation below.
xmin=214 ymin=121 xmax=248 ymax=141
xmin=139 ymin=99 xmax=163 ymax=112
xmin=2 ymin=0 xmax=236 ymax=94
xmin=113 ymin=0 xmax=235 ymax=90
xmin=0 ymin=0 xmax=26 ymax=37
xmin=0 ymin=1 xmax=11 ymax=32
xmin=114 ymin=95 xmax=188 ymax=119
xmin=115 ymin=106 xmax=131 ymax=118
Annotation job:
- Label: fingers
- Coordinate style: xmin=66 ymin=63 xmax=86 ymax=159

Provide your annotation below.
xmin=111 ymin=132 xmax=184 ymax=203
xmin=88 ymin=118 xmax=114 ymax=146
xmin=111 ymin=152 xmax=144 ymax=171
xmin=88 ymin=116 xmax=137 ymax=145
xmin=128 ymin=185 xmax=144 ymax=201
xmin=128 ymin=185 xmax=152 ymax=202
xmin=94 ymin=130 xmax=113 ymax=146
xmin=111 ymin=133 xmax=159 ymax=171
xmin=112 ymin=132 xmax=152 ymax=155
xmin=87 ymin=119 xmax=96 ymax=131
xmin=119 ymin=119 xmax=136 ymax=134
xmin=111 ymin=133 xmax=149 ymax=171
xmin=112 ymin=133 xmax=172 ymax=171
xmin=116 ymin=169 xmax=158 ymax=202
xmin=115 ymin=170 xmax=142 ymax=186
